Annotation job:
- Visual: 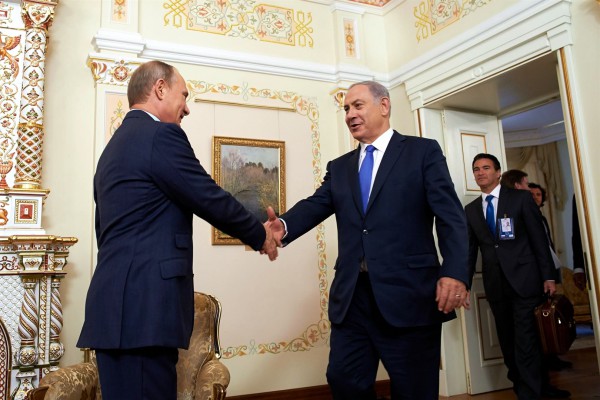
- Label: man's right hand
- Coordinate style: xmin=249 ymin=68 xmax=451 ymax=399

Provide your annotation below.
xmin=261 ymin=222 xmax=278 ymax=261
xmin=264 ymin=206 xmax=284 ymax=247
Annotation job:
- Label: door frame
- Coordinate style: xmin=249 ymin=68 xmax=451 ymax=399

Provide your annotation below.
xmin=397 ymin=0 xmax=599 ymax=394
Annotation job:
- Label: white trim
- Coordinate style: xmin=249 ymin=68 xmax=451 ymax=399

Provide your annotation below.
xmin=92 ymin=0 xmax=572 ymax=91
xmin=396 ymin=0 xmax=573 ymax=110
xmin=93 ymin=29 xmax=388 ymax=84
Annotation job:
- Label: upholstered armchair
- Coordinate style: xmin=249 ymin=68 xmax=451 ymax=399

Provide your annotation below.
xmin=27 ymin=292 xmax=230 ymax=400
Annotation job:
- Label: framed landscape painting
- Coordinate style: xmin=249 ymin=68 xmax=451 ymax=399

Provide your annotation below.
xmin=212 ymin=136 xmax=286 ymax=245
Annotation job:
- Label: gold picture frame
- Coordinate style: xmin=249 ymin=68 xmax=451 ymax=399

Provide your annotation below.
xmin=212 ymin=136 xmax=286 ymax=245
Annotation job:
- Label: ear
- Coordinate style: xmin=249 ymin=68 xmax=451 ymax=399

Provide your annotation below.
xmin=380 ymin=97 xmax=391 ymax=117
xmin=154 ymin=79 xmax=167 ymax=100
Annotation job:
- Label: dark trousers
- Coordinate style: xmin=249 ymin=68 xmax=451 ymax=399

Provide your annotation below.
xmin=95 ymin=347 xmax=179 ymax=400
xmin=327 ymin=272 xmax=442 ymax=400
xmin=488 ymin=273 xmax=543 ymax=400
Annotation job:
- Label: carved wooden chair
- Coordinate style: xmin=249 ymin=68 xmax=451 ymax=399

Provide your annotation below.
xmin=27 ymin=292 xmax=230 ymax=400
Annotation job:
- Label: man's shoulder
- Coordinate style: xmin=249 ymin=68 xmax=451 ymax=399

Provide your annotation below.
xmin=465 ymin=196 xmax=481 ymax=212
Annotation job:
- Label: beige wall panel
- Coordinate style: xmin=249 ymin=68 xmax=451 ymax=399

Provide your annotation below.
xmin=389 ymin=84 xmax=417 ymax=136
xmin=362 ymin=13 xmax=389 ymax=72
xmin=386 ymin=0 xmax=515 ymax=70
xmin=42 ymin=0 xmax=102 ymax=368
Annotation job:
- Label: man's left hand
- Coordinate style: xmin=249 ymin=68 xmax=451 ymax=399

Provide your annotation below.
xmin=436 ymin=277 xmax=467 ymax=314
xmin=544 ymin=280 xmax=556 ymax=296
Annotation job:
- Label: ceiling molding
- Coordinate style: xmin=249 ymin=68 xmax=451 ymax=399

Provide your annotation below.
xmin=392 ymin=0 xmax=573 ymax=110
xmin=92 ymin=28 xmax=388 ymax=85
xmin=503 ymin=123 xmax=566 ymax=148
xmin=91 ymin=0 xmax=571 ymax=92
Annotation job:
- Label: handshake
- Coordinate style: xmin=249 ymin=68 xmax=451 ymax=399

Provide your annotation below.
xmin=260 ymin=206 xmax=284 ymax=261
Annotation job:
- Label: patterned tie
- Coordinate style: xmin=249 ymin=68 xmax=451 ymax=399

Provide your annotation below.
xmin=359 ymin=145 xmax=376 ymax=213
xmin=486 ymin=194 xmax=496 ymax=236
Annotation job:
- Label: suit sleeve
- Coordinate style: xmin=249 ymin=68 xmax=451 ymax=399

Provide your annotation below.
xmin=279 ymin=161 xmax=335 ymax=244
xmin=150 ymin=124 xmax=266 ymax=251
xmin=422 ymin=140 xmax=470 ymax=286
xmin=465 ymin=205 xmax=479 ymax=289
xmin=521 ymin=192 xmax=555 ymax=282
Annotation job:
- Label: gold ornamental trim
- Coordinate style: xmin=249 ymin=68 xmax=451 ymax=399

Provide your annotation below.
xmin=559 ymin=47 xmax=599 ymax=314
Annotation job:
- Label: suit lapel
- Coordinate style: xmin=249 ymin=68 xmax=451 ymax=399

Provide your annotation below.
xmin=366 ymin=131 xmax=406 ymax=213
xmin=347 ymin=147 xmax=363 ymax=214
xmin=497 ymin=185 xmax=510 ymax=221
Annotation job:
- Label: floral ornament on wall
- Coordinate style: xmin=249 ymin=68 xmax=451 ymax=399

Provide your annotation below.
xmin=414 ymin=0 xmax=493 ymax=42
xmin=164 ymin=0 xmax=314 ymax=47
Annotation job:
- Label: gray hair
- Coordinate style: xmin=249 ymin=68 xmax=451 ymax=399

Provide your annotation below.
xmin=348 ymin=81 xmax=390 ymax=102
xmin=127 ymin=60 xmax=176 ymax=107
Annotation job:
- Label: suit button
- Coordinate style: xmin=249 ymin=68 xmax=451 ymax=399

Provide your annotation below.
xmin=363 ymin=229 xmax=368 ymax=235
xmin=494 ymin=244 xmax=499 ymax=248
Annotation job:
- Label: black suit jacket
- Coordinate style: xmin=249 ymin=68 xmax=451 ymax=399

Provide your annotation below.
xmin=78 ymin=110 xmax=266 ymax=350
xmin=465 ymin=185 xmax=555 ymax=301
xmin=281 ymin=131 xmax=469 ymax=327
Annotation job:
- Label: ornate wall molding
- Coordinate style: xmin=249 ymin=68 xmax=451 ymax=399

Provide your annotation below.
xmin=396 ymin=0 xmax=573 ymax=109
xmin=88 ymin=57 xmax=331 ymax=358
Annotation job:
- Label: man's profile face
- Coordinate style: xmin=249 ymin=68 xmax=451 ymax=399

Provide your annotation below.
xmin=472 ymin=158 xmax=501 ymax=191
xmin=343 ymin=84 xmax=389 ymax=144
xmin=161 ymin=71 xmax=190 ymax=126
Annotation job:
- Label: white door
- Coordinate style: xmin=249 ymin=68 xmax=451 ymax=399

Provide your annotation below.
xmin=420 ymin=108 xmax=512 ymax=394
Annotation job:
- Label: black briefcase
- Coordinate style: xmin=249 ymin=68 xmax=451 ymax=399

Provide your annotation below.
xmin=534 ymin=294 xmax=576 ymax=354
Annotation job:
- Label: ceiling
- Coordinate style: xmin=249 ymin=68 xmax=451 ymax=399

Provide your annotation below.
xmin=426 ymin=53 xmax=566 ymax=148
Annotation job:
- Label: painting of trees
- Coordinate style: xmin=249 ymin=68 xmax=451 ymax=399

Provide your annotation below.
xmin=213 ymin=137 xmax=285 ymax=244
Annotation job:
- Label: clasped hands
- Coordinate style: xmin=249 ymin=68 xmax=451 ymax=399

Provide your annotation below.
xmin=260 ymin=206 xmax=285 ymax=261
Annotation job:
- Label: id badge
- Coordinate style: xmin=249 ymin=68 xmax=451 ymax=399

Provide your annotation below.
xmin=499 ymin=217 xmax=515 ymax=240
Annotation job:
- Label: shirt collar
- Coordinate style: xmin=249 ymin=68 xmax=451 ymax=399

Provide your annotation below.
xmin=481 ymin=184 xmax=501 ymax=202
xmin=131 ymin=108 xmax=160 ymax=122
xmin=360 ymin=128 xmax=394 ymax=153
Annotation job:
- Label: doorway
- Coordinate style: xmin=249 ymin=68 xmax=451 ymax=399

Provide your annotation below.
xmin=422 ymin=51 xmax=597 ymax=394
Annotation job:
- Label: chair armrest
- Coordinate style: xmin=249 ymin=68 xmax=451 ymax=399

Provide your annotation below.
xmin=38 ymin=362 xmax=99 ymax=400
xmin=193 ymin=359 xmax=230 ymax=400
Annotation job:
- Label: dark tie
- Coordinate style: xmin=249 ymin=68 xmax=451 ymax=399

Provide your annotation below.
xmin=359 ymin=145 xmax=376 ymax=213
xmin=486 ymin=194 xmax=495 ymax=235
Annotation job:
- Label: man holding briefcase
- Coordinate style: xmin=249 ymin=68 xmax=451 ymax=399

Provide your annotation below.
xmin=464 ymin=153 xmax=570 ymax=399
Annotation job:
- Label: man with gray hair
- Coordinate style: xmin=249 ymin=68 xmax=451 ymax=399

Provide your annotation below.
xmin=78 ymin=60 xmax=278 ymax=399
xmin=266 ymin=81 xmax=469 ymax=399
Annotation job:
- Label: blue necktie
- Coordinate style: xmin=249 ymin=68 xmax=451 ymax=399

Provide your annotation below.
xmin=359 ymin=145 xmax=375 ymax=213
xmin=486 ymin=194 xmax=496 ymax=235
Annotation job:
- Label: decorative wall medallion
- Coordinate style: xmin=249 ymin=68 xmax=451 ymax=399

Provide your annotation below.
xmin=112 ymin=62 xmax=129 ymax=82
xmin=22 ymin=3 xmax=54 ymax=29
xmin=105 ymin=93 xmax=128 ymax=142
xmin=0 ymin=196 xmax=8 ymax=225
xmin=0 ymin=1 xmax=14 ymax=26
xmin=343 ymin=18 xmax=356 ymax=58
xmin=111 ymin=0 xmax=128 ymax=23
xmin=87 ymin=58 xmax=141 ymax=86
xmin=0 ymin=255 xmax=18 ymax=271
xmin=0 ymin=32 xmax=21 ymax=78
xmin=14 ymin=200 xmax=37 ymax=224
xmin=414 ymin=0 xmax=493 ymax=42
xmin=164 ymin=0 xmax=314 ymax=47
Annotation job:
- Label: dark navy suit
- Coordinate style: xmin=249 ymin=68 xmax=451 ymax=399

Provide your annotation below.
xmin=465 ymin=185 xmax=555 ymax=399
xmin=280 ymin=132 xmax=468 ymax=399
xmin=78 ymin=110 xmax=265 ymax=397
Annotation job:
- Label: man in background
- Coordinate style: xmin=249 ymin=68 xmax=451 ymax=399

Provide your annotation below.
xmin=500 ymin=168 xmax=529 ymax=189
xmin=78 ymin=60 xmax=278 ymax=399
xmin=267 ymin=81 xmax=469 ymax=399
xmin=465 ymin=155 xmax=569 ymax=399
